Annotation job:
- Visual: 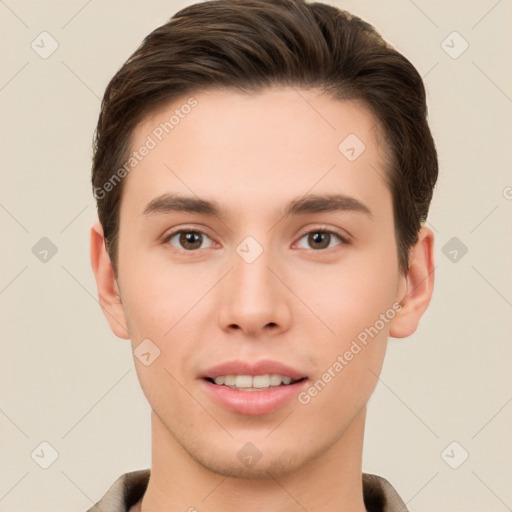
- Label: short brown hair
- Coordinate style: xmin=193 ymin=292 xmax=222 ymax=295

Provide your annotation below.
xmin=92 ymin=0 xmax=438 ymax=274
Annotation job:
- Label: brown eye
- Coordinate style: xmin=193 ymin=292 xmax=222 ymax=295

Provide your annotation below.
xmin=296 ymin=230 xmax=345 ymax=250
xmin=166 ymin=230 xmax=213 ymax=251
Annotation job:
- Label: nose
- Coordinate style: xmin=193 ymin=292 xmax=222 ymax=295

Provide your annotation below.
xmin=217 ymin=242 xmax=292 ymax=338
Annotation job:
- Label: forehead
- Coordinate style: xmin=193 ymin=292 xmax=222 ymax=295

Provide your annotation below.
xmin=135 ymin=86 xmax=384 ymax=153
xmin=122 ymin=86 xmax=390 ymax=219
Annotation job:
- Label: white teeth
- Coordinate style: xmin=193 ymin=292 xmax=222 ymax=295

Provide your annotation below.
xmin=211 ymin=374 xmax=298 ymax=390
xmin=253 ymin=375 xmax=270 ymax=388
xmin=235 ymin=375 xmax=253 ymax=388
xmin=224 ymin=375 xmax=236 ymax=386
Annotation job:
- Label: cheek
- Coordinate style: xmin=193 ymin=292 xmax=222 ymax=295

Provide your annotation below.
xmin=119 ymin=251 xmax=210 ymax=339
xmin=304 ymin=252 xmax=398 ymax=405
xmin=301 ymin=312 xmax=389 ymax=423
xmin=318 ymin=257 xmax=399 ymax=341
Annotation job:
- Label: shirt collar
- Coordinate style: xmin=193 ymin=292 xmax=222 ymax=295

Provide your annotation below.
xmin=87 ymin=469 xmax=409 ymax=512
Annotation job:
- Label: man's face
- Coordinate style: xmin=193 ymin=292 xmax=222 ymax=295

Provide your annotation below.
xmin=113 ymin=87 xmax=408 ymax=477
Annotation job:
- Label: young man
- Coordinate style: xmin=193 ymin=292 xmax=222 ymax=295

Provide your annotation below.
xmin=88 ymin=0 xmax=437 ymax=510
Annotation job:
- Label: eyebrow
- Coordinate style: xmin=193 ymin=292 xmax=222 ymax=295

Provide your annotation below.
xmin=142 ymin=192 xmax=372 ymax=219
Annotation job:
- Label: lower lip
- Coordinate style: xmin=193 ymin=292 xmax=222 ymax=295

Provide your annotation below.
xmin=201 ymin=379 xmax=309 ymax=415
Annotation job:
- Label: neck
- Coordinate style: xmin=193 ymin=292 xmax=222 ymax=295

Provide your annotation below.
xmin=138 ymin=408 xmax=368 ymax=512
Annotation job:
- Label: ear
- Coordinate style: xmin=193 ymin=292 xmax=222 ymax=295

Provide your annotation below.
xmin=389 ymin=226 xmax=435 ymax=338
xmin=90 ymin=221 xmax=130 ymax=339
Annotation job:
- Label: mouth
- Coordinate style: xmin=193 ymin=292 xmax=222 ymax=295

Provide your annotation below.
xmin=204 ymin=374 xmax=307 ymax=391
xmin=199 ymin=360 xmax=309 ymax=415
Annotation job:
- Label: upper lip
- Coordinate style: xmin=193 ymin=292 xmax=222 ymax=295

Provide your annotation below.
xmin=201 ymin=359 xmax=307 ymax=380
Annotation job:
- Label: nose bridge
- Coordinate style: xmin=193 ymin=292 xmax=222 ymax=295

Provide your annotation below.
xmin=218 ymin=233 xmax=289 ymax=333
xmin=232 ymin=234 xmax=277 ymax=303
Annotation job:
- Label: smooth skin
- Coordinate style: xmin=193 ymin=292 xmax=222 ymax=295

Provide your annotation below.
xmin=91 ymin=86 xmax=434 ymax=512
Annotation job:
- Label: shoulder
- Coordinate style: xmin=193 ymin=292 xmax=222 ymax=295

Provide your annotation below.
xmin=86 ymin=469 xmax=151 ymax=512
xmin=362 ymin=472 xmax=409 ymax=512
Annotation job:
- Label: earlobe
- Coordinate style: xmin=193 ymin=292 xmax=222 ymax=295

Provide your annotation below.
xmin=389 ymin=226 xmax=435 ymax=339
xmin=90 ymin=221 xmax=130 ymax=339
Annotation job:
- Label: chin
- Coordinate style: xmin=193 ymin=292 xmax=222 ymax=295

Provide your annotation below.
xmin=187 ymin=446 xmax=309 ymax=480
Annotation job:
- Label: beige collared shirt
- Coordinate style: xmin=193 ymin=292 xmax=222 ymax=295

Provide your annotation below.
xmin=86 ymin=469 xmax=409 ymax=512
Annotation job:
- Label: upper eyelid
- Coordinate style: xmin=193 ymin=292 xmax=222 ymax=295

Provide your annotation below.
xmin=163 ymin=224 xmax=214 ymax=242
xmin=295 ymin=225 xmax=349 ymax=240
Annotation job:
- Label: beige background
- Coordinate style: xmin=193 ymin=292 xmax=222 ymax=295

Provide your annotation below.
xmin=1 ymin=0 xmax=511 ymax=511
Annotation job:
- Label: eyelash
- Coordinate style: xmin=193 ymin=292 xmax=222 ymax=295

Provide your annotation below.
xmin=162 ymin=225 xmax=350 ymax=252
